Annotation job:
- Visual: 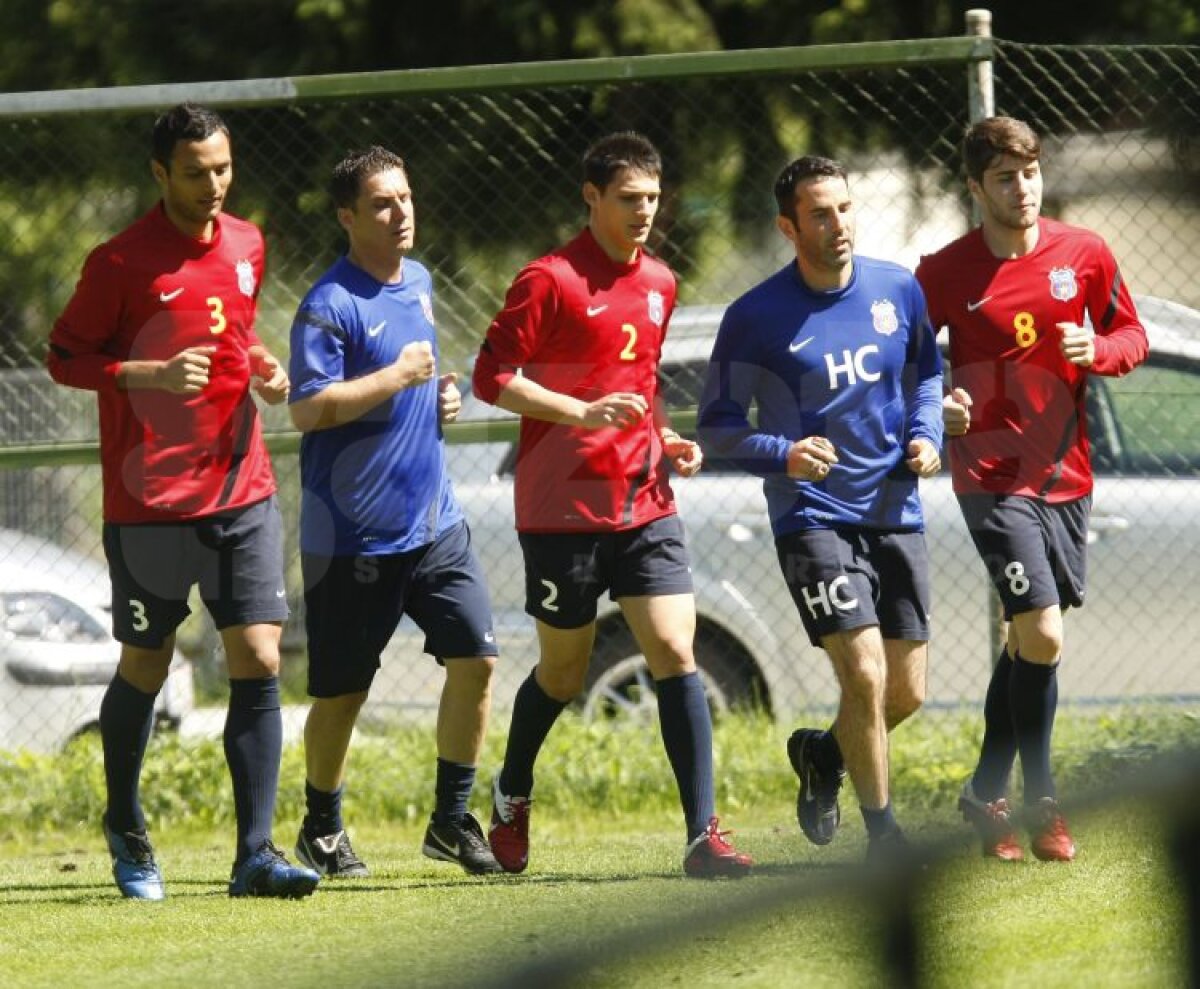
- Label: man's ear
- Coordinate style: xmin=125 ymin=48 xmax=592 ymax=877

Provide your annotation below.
xmin=775 ymin=213 xmax=797 ymax=244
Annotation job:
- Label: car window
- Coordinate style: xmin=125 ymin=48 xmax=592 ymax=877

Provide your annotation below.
xmin=1085 ymin=379 xmax=1119 ymax=472
xmin=659 ymin=360 xmax=707 ymax=411
xmin=1102 ymin=364 xmax=1200 ymax=476
xmin=0 ymin=591 xmax=108 ymax=644
xmin=660 ymin=359 xmax=757 ymax=475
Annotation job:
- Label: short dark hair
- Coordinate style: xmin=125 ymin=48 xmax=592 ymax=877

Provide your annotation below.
xmin=582 ymin=131 xmax=662 ymax=190
xmin=773 ymin=156 xmax=848 ymax=218
xmin=962 ymin=116 xmax=1041 ymax=183
xmin=151 ymin=103 xmax=229 ymax=170
xmin=330 ymin=146 xmax=407 ymax=209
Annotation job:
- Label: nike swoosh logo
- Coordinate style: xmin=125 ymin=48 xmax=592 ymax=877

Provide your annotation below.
xmin=789 ymin=336 xmax=815 ymax=353
xmin=966 ymin=296 xmax=993 ymax=312
xmin=586 ymin=305 xmax=608 ymax=317
xmin=159 ymin=288 xmax=184 ymax=302
xmin=367 ymin=321 xmax=386 ymax=337
xmin=275 ymin=589 xmax=286 ymax=598
xmin=428 ymin=831 xmax=460 ymax=857
xmin=313 ymin=833 xmax=343 ymax=855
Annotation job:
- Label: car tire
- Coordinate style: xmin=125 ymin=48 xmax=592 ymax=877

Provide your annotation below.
xmin=580 ymin=616 xmax=765 ymax=723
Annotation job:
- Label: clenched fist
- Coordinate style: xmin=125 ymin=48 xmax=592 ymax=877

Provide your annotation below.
xmin=943 ymin=387 xmax=972 ymax=436
xmin=396 ymin=340 xmax=435 ymax=389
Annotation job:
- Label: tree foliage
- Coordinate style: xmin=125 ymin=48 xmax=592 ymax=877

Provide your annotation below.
xmin=1 ymin=1 xmax=1196 ymax=369
xmin=2 ymin=0 xmax=1197 ymax=96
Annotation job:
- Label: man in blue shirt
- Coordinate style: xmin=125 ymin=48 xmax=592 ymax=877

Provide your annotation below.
xmin=288 ymin=146 xmax=501 ymax=877
xmin=698 ymin=156 xmax=943 ymax=861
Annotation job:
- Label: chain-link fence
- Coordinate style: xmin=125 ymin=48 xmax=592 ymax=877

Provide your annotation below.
xmin=0 ymin=30 xmax=1198 ymax=751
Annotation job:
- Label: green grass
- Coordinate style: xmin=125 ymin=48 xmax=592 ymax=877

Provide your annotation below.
xmin=0 ymin=707 xmax=1194 ymax=987
xmin=923 ymin=808 xmax=1185 ymax=988
xmin=0 ymin=803 xmax=1186 ymax=988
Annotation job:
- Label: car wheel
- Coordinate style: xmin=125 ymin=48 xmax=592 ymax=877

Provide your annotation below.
xmin=580 ymin=617 xmax=765 ymax=723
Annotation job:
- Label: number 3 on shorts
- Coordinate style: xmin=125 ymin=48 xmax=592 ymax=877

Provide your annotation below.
xmin=539 ymin=579 xmax=559 ymax=613
xmin=129 ymin=598 xmax=149 ymax=632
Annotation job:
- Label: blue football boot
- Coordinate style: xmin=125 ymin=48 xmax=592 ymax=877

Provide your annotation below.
xmin=103 ymin=817 xmax=166 ymax=900
xmin=228 ymin=840 xmax=319 ymax=899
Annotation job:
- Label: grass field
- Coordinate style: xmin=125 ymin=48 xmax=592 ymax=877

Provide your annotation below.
xmin=0 ymin=803 xmax=1186 ymax=988
xmin=0 ymin=707 xmax=1194 ymax=987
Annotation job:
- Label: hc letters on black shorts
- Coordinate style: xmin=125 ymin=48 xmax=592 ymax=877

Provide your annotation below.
xmin=775 ymin=527 xmax=932 ymax=648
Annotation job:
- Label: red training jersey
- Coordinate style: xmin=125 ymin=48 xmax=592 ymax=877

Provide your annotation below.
xmin=47 ymin=205 xmax=276 ymax=523
xmin=916 ymin=218 xmax=1148 ymax=502
xmin=473 ymin=228 xmax=679 ymax=532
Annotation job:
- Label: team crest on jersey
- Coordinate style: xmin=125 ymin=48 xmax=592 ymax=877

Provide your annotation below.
xmin=1048 ymin=266 xmax=1078 ymax=302
xmin=871 ymin=299 xmax=899 ymax=336
xmin=647 ymin=290 xmax=665 ymax=327
xmin=419 ymin=292 xmax=435 ymax=326
xmin=235 ymin=259 xmax=256 ymax=297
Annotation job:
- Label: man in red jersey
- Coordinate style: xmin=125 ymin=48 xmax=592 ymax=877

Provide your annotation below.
xmin=916 ymin=116 xmax=1148 ymax=863
xmin=47 ymin=103 xmax=318 ymax=900
xmin=473 ymin=131 xmax=751 ymax=878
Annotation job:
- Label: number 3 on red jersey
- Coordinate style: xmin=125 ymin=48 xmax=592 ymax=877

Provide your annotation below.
xmin=206 ymin=295 xmax=227 ymax=335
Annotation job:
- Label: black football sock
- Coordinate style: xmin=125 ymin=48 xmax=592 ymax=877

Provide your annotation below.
xmin=100 ymin=673 xmax=158 ymax=835
xmin=815 ymin=727 xmax=845 ymax=775
xmin=657 ymin=671 xmax=716 ymax=842
xmin=498 ymin=671 xmax=567 ymax=798
xmin=433 ymin=758 xmax=476 ymax=826
xmin=1009 ymin=653 xmax=1059 ymax=804
xmin=861 ymin=803 xmax=900 ymax=840
xmin=972 ymin=648 xmax=1018 ymax=801
xmin=224 ymin=676 xmax=283 ymax=865
xmin=303 ymin=781 xmax=344 ymax=837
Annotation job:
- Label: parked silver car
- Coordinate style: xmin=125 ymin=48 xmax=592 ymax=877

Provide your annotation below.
xmin=363 ymin=295 xmax=1200 ymax=722
xmin=0 ymin=529 xmax=193 ymax=752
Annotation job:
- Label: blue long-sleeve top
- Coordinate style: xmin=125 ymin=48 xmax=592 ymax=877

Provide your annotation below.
xmin=698 ymin=257 xmax=943 ymax=536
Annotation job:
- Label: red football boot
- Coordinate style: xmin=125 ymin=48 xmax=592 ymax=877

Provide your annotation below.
xmin=958 ymin=779 xmax=1024 ymax=862
xmin=683 ymin=817 xmax=753 ymax=878
xmin=488 ymin=776 xmax=532 ymax=874
xmin=1028 ymin=797 xmax=1077 ymax=862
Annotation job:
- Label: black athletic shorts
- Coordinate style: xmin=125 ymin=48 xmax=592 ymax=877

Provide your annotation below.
xmin=956 ymin=493 xmax=1090 ymax=619
xmin=302 ymin=519 xmax=498 ymax=697
xmin=103 ymin=495 xmax=288 ymax=648
xmin=518 ymin=514 xmax=693 ymax=629
xmin=774 ymin=527 xmax=932 ymax=647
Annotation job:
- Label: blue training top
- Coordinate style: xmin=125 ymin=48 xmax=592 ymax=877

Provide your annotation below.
xmin=698 ymin=256 xmax=943 ymax=536
xmin=288 ymin=256 xmax=463 ymax=556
